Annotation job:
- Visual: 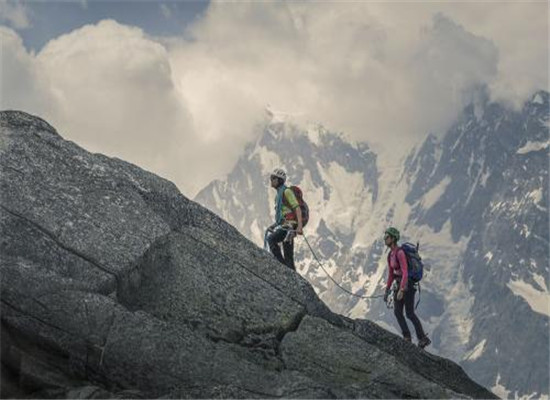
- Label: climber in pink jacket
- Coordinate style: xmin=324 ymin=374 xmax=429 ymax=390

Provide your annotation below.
xmin=383 ymin=227 xmax=431 ymax=349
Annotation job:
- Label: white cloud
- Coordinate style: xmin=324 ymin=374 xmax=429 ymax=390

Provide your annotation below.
xmin=0 ymin=26 xmax=52 ymax=112
xmin=170 ymin=1 xmax=546 ymax=155
xmin=0 ymin=0 xmax=31 ymax=29
xmin=2 ymin=20 xmax=201 ymax=193
xmin=2 ymin=2 xmax=547 ymax=196
xmin=37 ymin=20 xmax=197 ymax=191
xmin=406 ymin=13 xmax=498 ymax=133
xmin=358 ymin=2 xmax=548 ymax=108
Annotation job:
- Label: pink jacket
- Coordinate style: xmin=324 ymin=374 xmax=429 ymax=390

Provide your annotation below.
xmin=386 ymin=247 xmax=408 ymax=291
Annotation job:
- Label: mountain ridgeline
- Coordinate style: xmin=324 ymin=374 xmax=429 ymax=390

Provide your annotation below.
xmin=195 ymin=91 xmax=550 ymax=398
xmin=0 ymin=110 xmax=495 ymax=398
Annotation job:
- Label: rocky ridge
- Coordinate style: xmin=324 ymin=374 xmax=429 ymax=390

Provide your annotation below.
xmin=0 ymin=111 xmax=495 ymax=399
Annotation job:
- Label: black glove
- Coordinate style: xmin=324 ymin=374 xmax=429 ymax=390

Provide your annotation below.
xmin=383 ymin=288 xmax=391 ymax=303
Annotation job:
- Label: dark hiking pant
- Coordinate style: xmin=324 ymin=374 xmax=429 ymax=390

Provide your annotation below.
xmin=394 ymin=281 xmax=426 ymax=340
xmin=266 ymin=226 xmax=295 ymax=270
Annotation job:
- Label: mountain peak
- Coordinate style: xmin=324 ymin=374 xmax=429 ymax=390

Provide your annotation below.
xmin=528 ymin=90 xmax=549 ymax=106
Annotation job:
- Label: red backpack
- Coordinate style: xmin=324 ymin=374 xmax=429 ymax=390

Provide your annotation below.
xmin=282 ymin=186 xmax=309 ymax=227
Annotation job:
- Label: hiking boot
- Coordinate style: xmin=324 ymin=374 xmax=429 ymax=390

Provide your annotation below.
xmin=418 ymin=336 xmax=431 ymax=349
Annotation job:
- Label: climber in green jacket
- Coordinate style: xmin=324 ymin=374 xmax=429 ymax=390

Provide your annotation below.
xmin=266 ymin=168 xmax=303 ymax=270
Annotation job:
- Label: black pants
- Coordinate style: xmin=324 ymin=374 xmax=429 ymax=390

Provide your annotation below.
xmin=393 ymin=281 xmax=426 ymax=340
xmin=266 ymin=226 xmax=295 ymax=270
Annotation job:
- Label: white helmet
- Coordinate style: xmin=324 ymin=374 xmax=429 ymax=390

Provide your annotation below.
xmin=271 ymin=168 xmax=287 ymax=182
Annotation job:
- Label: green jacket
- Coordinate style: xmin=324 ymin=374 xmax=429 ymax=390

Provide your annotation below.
xmin=275 ymin=186 xmax=299 ymax=224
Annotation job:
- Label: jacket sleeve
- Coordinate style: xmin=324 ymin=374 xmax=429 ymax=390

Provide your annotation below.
xmin=397 ymin=249 xmax=408 ymax=290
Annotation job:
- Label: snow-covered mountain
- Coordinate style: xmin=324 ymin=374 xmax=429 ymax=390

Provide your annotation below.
xmin=195 ymin=91 xmax=549 ymax=398
xmin=401 ymin=90 xmax=549 ymax=399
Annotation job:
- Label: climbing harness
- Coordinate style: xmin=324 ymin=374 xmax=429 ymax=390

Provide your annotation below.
xmin=264 ymin=225 xmax=294 ymax=251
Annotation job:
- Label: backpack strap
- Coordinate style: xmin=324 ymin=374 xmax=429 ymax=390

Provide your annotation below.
xmin=275 ymin=185 xmax=287 ymax=224
xmin=281 ymin=188 xmax=290 ymax=208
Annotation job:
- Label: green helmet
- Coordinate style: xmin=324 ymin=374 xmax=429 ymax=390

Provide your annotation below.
xmin=384 ymin=227 xmax=400 ymax=241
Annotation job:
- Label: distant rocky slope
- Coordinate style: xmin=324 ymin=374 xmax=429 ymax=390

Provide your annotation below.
xmin=0 ymin=111 xmax=495 ymax=399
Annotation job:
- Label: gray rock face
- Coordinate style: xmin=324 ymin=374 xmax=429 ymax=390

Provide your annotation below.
xmin=0 ymin=111 xmax=494 ymax=399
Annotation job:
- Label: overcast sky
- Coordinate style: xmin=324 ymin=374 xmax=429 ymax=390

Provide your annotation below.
xmin=1 ymin=0 xmax=548 ymax=196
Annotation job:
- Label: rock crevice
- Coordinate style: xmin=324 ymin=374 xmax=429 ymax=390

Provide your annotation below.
xmin=1 ymin=204 xmax=120 ymax=282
